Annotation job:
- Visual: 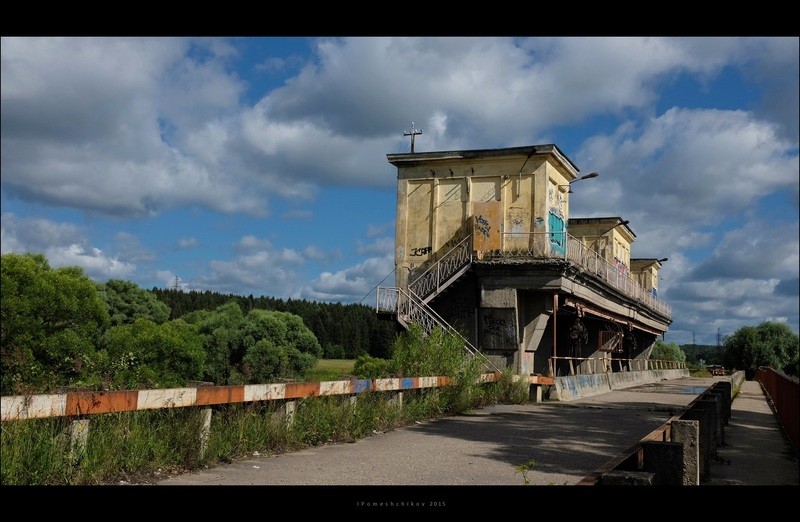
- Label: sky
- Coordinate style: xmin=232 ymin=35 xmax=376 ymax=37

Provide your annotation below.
xmin=1 ymin=36 xmax=798 ymax=346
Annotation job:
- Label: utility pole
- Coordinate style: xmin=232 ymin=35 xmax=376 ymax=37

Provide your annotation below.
xmin=404 ymin=122 xmax=423 ymax=153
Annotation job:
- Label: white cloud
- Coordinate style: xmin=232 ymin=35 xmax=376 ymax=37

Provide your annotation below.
xmin=301 ymin=255 xmax=395 ymax=302
xmin=193 ymin=235 xmax=307 ymax=297
xmin=3 ymin=37 xmax=796 ymax=220
xmin=665 ymin=277 xmax=797 ymax=344
xmin=691 ymin=220 xmax=799 ymax=281
xmin=573 ymin=108 xmax=798 ymax=252
xmin=356 ymin=236 xmax=394 ymax=256
xmin=1 ymin=213 xmax=135 ymax=280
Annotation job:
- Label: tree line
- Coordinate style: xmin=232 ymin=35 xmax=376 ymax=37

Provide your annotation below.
xmin=150 ymin=287 xmax=398 ymax=360
xmin=653 ymin=327 xmax=798 ymax=378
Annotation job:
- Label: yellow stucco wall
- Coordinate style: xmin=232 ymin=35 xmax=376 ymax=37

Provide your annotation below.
xmin=393 ymin=151 xmax=577 ymax=286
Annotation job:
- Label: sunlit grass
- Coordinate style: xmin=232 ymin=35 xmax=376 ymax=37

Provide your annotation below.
xmin=304 ymin=359 xmax=356 ymax=382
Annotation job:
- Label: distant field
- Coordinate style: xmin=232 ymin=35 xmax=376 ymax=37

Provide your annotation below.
xmin=305 ymin=359 xmax=356 ymax=382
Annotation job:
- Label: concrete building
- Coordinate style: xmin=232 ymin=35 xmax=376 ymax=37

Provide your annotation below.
xmin=377 ymin=144 xmax=671 ymax=376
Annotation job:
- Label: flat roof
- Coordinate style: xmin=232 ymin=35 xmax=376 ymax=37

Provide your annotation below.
xmin=387 ymin=144 xmax=580 ymax=173
xmin=568 ymin=217 xmax=636 ymax=239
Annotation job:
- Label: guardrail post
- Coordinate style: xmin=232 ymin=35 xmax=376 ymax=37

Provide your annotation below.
xmin=671 ymin=420 xmax=700 ymax=485
xmin=69 ymin=418 xmax=90 ymax=464
xmin=530 ymin=384 xmax=543 ymax=403
xmin=199 ymin=408 xmax=212 ymax=459
xmin=284 ymin=400 xmax=297 ymax=427
xmin=389 ymin=391 xmax=404 ymax=410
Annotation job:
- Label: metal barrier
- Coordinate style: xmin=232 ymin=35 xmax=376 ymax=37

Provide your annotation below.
xmin=549 ymin=356 xmax=686 ymax=376
xmin=756 ymin=367 xmax=799 ymax=453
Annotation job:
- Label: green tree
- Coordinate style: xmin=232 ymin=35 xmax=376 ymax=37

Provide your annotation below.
xmin=723 ymin=321 xmax=799 ymax=377
xmin=1 ymin=253 xmax=110 ymax=394
xmin=100 ymin=318 xmax=206 ymax=389
xmin=650 ymin=340 xmax=687 ymax=362
xmin=240 ymin=309 xmax=321 ymax=382
xmin=186 ymin=301 xmax=246 ymax=385
xmin=98 ymin=279 xmax=170 ymax=326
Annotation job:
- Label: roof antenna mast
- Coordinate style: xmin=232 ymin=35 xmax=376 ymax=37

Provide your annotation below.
xmin=403 ymin=122 xmax=423 ymax=153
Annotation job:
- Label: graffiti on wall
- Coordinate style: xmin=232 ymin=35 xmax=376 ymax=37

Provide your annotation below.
xmin=475 ymin=215 xmax=491 ymax=238
xmin=410 ymin=246 xmax=432 ymax=257
xmin=480 ymin=308 xmax=517 ymax=351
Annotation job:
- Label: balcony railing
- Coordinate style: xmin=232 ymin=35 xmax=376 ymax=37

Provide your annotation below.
xmin=486 ymin=231 xmax=671 ymax=318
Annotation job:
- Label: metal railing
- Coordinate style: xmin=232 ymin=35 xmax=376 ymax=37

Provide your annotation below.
xmin=549 ymin=356 xmax=687 ymax=377
xmin=756 ymin=367 xmax=799 ymax=453
xmin=377 ymin=286 xmax=498 ymax=372
xmin=408 ymin=235 xmax=472 ymax=301
xmin=488 ymin=231 xmax=671 ymax=318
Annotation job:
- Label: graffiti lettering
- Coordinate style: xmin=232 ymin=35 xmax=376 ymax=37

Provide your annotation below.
xmin=483 ymin=315 xmax=511 ymax=337
xmin=410 ymin=246 xmax=432 ymax=257
xmin=475 ymin=215 xmax=491 ymax=238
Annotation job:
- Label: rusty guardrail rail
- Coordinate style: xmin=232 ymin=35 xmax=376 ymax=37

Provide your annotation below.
xmin=549 ymin=356 xmax=686 ymax=377
xmin=756 ymin=367 xmax=799 ymax=453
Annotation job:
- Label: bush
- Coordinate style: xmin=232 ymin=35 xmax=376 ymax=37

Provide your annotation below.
xmin=353 ymin=354 xmax=391 ymax=379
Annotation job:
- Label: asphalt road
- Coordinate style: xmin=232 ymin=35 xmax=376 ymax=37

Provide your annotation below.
xmin=159 ymin=377 xmax=717 ymax=486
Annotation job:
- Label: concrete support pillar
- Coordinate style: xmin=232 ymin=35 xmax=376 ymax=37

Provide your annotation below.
xmin=705 ymin=388 xmax=728 ymax=437
xmin=642 ymin=441 xmax=684 ymax=485
xmin=199 ymin=408 xmax=212 ymax=459
xmin=680 ymin=406 xmax=712 ymax=481
xmin=284 ymin=400 xmax=297 ymax=427
xmin=699 ymin=394 xmax=723 ymax=446
xmin=671 ymin=419 xmax=700 ymax=485
xmin=529 ymin=385 xmax=542 ymax=403
xmin=70 ymin=418 xmax=90 ymax=464
xmin=349 ymin=395 xmax=358 ymax=411
xmin=712 ymin=381 xmax=732 ymax=424
xmin=599 ymin=470 xmax=655 ymax=485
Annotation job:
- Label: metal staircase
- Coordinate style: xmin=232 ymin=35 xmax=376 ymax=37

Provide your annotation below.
xmin=377 ymin=236 xmax=498 ymax=372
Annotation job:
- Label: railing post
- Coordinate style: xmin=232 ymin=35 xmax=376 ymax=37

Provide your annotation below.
xmin=199 ymin=408 xmax=212 ymax=459
xmin=70 ymin=418 xmax=90 ymax=464
xmin=284 ymin=400 xmax=297 ymax=428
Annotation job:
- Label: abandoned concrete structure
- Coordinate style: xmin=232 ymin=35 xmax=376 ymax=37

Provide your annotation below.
xmin=377 ymin=144 xmax=671 ymax=376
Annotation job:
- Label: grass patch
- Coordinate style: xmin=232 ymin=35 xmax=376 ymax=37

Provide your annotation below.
xmin=690 ymin=368 xmax=712 ymax=378
xmin=304 ymin=359 xmax=355 ymax=382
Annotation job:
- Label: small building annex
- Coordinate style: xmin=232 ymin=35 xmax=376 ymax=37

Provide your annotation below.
xmin=377 ymin=144 xmax=671 ymax=377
